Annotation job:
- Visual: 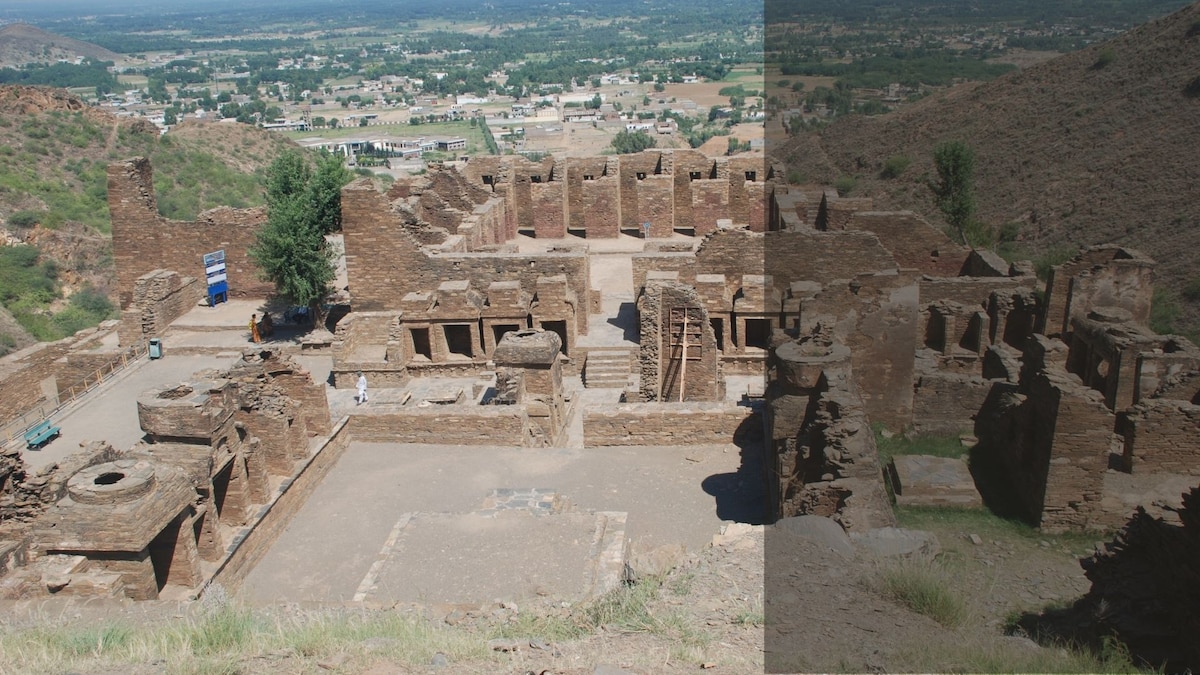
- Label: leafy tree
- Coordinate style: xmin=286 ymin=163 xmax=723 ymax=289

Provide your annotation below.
xmin=250 ymin=150 xmax=347 ymax=326
xmin=308 ymin=151 xmax=352 ymax=235
xmin=931 ymin=140 xmax=977 ymax=246
xmin=610 ymin=130 xmax=656 ymax=154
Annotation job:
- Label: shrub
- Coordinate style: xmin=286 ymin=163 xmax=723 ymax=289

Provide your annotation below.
xmin=1092 ymin=48 xmax=1116 ymax=70
xmin=833 ymin=174 xmax=856 ymax=196
xmin=1033 ymin=246 xmax=1077 ymax=281
xmin=1150 ymin=286 xmax=1182 ymax=335
xmin=1182 ymin=278 xmax=1200 ymax=302
xmin=880 ymin=154 xmax=911 ymax=179
xmin=6 ymin=210 xmax=44 ymax=229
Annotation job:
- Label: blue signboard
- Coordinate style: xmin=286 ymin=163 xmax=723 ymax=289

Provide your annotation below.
xmin=203 ymin=250 xmax=228 ymax=306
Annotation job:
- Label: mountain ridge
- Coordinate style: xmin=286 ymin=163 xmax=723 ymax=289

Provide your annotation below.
xmin=777 ymin=1 xmax=1200 ymax=325
xmin=0 ymin=23 xmax=123 ymax=68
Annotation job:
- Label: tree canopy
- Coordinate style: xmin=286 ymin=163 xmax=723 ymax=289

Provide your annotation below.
xmin=610 ymin=129 xmax=656 ymax=154
xmin=931 ymin=140 xmax=976 ymax=246
xmin=249 ymin=150 xmax=352 ymax=324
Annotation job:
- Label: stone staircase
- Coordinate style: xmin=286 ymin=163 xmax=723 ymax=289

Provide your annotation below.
xmin=583 ymin=350 xmax=634 ymax=388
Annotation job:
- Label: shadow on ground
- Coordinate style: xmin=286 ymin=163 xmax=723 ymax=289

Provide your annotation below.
xmin=606 ymin=302 xmax=640 ymax=343
xmin=702 ymin=410 xmax=768 ymax=525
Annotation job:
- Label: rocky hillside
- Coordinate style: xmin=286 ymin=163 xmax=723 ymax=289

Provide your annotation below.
xmin=0 ymin=23 xmax=123 ymax=67
xmin=776 ymin=1 xmax=1200 ymax=327
xmin=0 ymin=85 xmax=298 ymax=348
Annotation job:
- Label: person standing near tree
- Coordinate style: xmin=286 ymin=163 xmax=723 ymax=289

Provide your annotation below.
xmin=356 ymin=371 xmax=368 ymax=405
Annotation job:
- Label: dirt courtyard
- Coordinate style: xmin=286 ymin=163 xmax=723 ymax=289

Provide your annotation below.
xmin=241 ymin=438 xmax=765 ymax=606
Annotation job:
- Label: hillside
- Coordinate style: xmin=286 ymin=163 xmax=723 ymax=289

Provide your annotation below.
xmin=776 ymin=1 xmax=1200 ymax=330
xmin=0 ymin=23 xmax=123 ymax=68
xmin=0 ymin=85 xmax=299 ymax=347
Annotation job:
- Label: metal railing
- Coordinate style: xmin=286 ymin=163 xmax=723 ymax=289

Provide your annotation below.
xmin=2 ymin=341 xmax=149 ymax=447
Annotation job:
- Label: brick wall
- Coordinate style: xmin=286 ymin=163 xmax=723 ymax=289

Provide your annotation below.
xmin=348 ymin=407 xmax=530 ymax=446
xmin=118 ymin=270 xmax=205 ymax=346
xmin=341 ymin=180 xmax=590 ymax=337
xmin=108 ymin=158 xmax=270 ymax=309
xmin=214 ymin=418 xmax=351 ymax=592
xmin=1121 ymin=400 xmax=1200 ymax=475
xmin=582 ymin=402 xmax=755 ymax=446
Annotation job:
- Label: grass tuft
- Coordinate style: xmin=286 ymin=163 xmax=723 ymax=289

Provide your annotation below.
xmin=878 ymin=558 xmax=968 ymax=627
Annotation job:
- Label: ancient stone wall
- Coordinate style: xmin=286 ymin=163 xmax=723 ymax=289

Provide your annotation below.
xmin=582 ymin=403 xmax=755 ymax=446
xmin=341 ymin=180 xmax=589 ymax=338
xmin=1121 ymin=400 xmax=1200 ymax=474
xmin=349 ymin=408 xmax=530 ymax=446
xmin=118 ymin=269 xmax=205 ymax=346
xmin=844 ymin=211 xmax=969 ymax=276
xmin=911 ymin=371 xmax=995 ymax=435
xmin=638 ymin=280 xmax=722 ymax=402
xmin=803 ymin=272 xmax=919 ymax=430
xmin=1042 ymin=246 xmax=1155 ymax=338
xmin=974 ymin=336 xmax=1115 ymax=532
xmin=108 ymin=158 xmax=270 ymax=309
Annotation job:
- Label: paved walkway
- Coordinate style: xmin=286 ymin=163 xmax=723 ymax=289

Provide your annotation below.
xmin=22 ymin=353 xmax=238 ymax=471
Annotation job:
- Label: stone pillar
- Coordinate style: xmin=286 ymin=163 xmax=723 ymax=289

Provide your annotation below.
xmin=221 ymin=457 xmax=251 ymax=527
xmin=494 ymin=329 xmax=566 ymax=446
xmin=165 ymin=511 xmax=202 ymax=588
xmin=196 ymin=497 xmax=224 ymax=562
xmin=243 ymin=440 xmax=271 ymax=504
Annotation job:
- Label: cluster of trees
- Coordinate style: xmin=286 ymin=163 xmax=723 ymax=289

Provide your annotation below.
xmin=610 ymin=130 xmax=656 ymax=154
xmin=0 ymin=60 xmax=118 ymax=93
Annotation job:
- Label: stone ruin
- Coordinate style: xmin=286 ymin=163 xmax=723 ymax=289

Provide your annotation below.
xmin=0 ymin=350 xmax=330 ymax=600
xmin=1017 ymin=486 xmax=1200 ymax=672
xmin=3 ymin=149 xmax=1191 ymax=603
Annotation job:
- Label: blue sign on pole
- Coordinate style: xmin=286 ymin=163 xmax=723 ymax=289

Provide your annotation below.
xmin=642 ymin=222 xmax=651 ymax=238
xmin=203 ymin=250 xmax=228 ymax=306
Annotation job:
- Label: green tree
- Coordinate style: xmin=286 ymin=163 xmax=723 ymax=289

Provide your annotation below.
xmin=308 ymin=151 xmax=352 ymax=235
xmin=610 ymin=130 xmax=656 ymax=154
xmin=931 ymin=140 xmax=977 ymax=246
xmin=250 ymin=151 xmax=343 ymax=326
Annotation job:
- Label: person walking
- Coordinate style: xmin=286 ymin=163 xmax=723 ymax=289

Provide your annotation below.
xmin=356 ymin=371 xmax=368 ymax=405
xmin=249 ymin=314 xmax=261 ymax=343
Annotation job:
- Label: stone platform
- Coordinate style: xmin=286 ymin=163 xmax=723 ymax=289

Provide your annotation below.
xmin=887 ymin=454 xmax=982 ymax=508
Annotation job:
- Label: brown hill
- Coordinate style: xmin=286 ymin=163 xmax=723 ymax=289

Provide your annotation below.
xmin=0 ymin=23 xmax=123 ymax=67
xmin=777 ymin=2 xmax=1200 ymax=321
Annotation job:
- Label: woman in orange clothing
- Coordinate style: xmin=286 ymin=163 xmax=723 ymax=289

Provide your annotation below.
xmin=249 ymin=314 xmax=261 ymax=343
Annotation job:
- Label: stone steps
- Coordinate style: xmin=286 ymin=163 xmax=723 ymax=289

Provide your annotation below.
xmin=584 ymin=350 xmax=634 ymax=389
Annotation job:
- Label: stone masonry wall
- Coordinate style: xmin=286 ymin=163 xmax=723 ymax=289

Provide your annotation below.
xmin=0 ymin=328 xmax=114 ymax=431
xmin=1121 ymin=400 xmax=1200 ymax=475
xmin=845 ymin=211 xmax=969 ymax=276
xmin=349 ymin=408 xmax=529 ymax=446
xmin=341 ymin=180 xmax=589 ymax=337
xmin=582 ymin=403 xmax=755 ymax=446
xmin=912 ymin=371 xmax=995 ymax=435
xmin=108 ymin=158 xmax=270 ymax=308
xmin=118 ymin=270 xmax=205 ymax=346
